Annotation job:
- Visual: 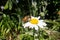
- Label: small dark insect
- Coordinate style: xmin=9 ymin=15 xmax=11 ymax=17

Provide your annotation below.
xmin=22 ymin=15 xmax=31 ymax=23
xmin=57 ymin=11 xmax=60 ymax=15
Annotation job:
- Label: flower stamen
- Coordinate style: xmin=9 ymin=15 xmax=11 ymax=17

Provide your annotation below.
xmin=30 ymin=18 xmax=39 ymax=24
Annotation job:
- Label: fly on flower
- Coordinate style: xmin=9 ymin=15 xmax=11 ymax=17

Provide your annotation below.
xmin=22 ymin=15 xmax=31 ymax=23
xmin=23 ymin=16 xmax=47 ymax=30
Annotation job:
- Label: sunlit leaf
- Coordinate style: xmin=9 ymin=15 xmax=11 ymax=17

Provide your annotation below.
xmin=9 ymin=0 xmax=12 ymax=10
xmin=4 ymin=0 xmax=9 ymax=10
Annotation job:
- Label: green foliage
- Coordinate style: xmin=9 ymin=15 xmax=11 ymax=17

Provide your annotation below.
xmin=0 ymin=0 xmax=60 ymax=40
xmin=4 ymin=0 xmax=13 ymax=10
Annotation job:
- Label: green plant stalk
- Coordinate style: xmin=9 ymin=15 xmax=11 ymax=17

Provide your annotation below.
xmin=33 ymin=28 xmax=35 ymax=40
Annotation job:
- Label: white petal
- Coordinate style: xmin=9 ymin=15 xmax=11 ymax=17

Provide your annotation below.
xmin=28 ymin=24 xmax=34 ymax=28
xmin=38 ymin=24 xmax=44 ymax=28
xmin=23 ymin=22 xmax=30 ymax=28
xmin=38 ymin=16 xmax=40 ymax=19
xmin=31 ymin=16 xmax=38 ymax=19
xmin=29 ymin=24 xmax=35 ymax=28
xmin=34 ymin=25 xmax=38 ymax=30
xmin=39 ymin=20 xmax=44 ymax=22
xmin=29 ymin=24 xmax=38 ymax=30
xmin=37 ymin=20 xmax=47 ymax=28
xmin=31 ymin=16 xmax=34 ymax=19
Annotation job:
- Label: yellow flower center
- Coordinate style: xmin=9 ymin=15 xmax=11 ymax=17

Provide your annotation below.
xmin=30 ymin=18 xmax=39 ymax=24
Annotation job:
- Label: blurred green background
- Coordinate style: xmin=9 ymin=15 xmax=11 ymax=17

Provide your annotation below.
xmin=0 ymin=0 xmax=60 ymax=40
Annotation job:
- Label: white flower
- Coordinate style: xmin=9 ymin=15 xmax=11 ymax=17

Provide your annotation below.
xmin=23 ymin=16 xmax=47 ymax=30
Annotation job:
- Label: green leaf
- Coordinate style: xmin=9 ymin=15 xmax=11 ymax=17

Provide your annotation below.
xmin=6 ymin=29 xmax=10 ymax=34
xmin=9 ymin=0 xmax=12 ymax=10
xmin=4 ymin=0 xmax=9 ymax=10
xmin=4 ymin=0 xmax=12 ymax=10
xmin=19 ymin=34 xmax=25 ymax=40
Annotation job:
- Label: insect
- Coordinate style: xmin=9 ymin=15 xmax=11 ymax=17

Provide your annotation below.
xmin=22 ymin=15 xmax=31 ymax=23
xmin=57 ymin=11 xmax=60 ymax=15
